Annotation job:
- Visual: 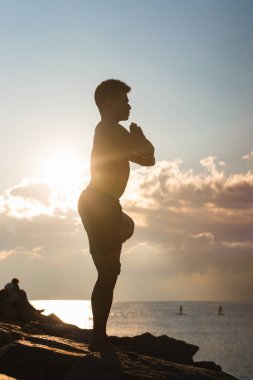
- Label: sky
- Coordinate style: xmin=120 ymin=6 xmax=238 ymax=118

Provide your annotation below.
xmin=0 ymin=0 xmax=253 ymax=301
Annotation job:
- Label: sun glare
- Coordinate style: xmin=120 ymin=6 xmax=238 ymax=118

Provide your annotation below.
xmin=43 ymin=152 xmax=82 ymax=187
xmin=40 ymin=150 xmax=88 ymax=191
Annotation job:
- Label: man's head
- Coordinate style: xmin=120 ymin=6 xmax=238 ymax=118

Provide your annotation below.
xmin=94 ymin=79 xmax=131 ymax=121
xmin=12 ymin=278 xmax=19 ymax=284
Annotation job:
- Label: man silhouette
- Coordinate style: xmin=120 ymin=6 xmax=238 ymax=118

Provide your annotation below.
xmin=78 ymin=79 xmax=155 ymax=352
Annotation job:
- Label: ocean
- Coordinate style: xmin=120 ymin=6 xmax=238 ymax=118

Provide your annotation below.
xmin=31 ymin=300 xmax=253 ymax=380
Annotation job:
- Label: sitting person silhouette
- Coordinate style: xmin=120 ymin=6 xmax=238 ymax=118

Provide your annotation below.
xmin=4 ymin=278 xmax=44 ymax=320
xmin=78 ymin=79 xmax=155 ymax=353
xmin=4 ymin=278 xmax=21 ymax=306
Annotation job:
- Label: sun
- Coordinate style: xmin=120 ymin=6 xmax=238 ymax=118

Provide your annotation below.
xmin=43 ymin=152 xmax=82 ymax=186
xmin=40 ymin=150 xmax=88 ymax=199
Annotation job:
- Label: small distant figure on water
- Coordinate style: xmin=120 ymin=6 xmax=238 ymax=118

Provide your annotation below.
xmin=0 ymin=278 xmax=44 ymax=322
xmin=176 ymin=305 xmax=184 ymax=315
xmin=78 ymin=79 xmax=155 ymax=353
xmin=217 ymin=305 xmax=224 ymax=316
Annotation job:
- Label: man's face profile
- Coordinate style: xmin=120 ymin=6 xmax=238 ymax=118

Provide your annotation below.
xmin=107 ymin=92 xmax=131 ymax=122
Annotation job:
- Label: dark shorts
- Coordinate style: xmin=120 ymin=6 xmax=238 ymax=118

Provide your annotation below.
xmin=78 ymin=187 xmax=123 ymax=256
xmin=78 ymin=187 xmax=135 ymax=276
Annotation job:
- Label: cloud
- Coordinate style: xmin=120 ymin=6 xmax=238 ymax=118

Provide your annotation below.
xmin=0 ymin=156 xmax=253 ymax=300
xmin=121 ymin=156 xmax=253 ymax=298
xmin=9 ymin=179 xmax=52 ymax=205
xmin=242 ymin=150 xmax=253 ymax=161
xmin=0 ymin=179 xmax=87 ymax=291
xmin=242 ymin=149 xmax=253 ymax=172
xmin=182 ymin=232 xmax=214 ymax=251
xmin=0 ymin=250 xmax=14 ymax=261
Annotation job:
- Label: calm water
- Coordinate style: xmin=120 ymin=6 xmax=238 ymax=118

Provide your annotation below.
xmin=31 ymin=300 xmax=253 ymax=380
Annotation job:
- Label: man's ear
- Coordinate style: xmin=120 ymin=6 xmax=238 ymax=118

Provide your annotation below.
xmin=105 ymin=97 xmax=115 ymax=108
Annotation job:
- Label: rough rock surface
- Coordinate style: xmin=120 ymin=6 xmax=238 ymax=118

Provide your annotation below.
xmin=0 ymin=314 xmax=239 ymax=380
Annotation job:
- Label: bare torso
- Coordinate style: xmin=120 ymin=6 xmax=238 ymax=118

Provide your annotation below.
xmin=89 ymin=122 xmax=130 ymax=199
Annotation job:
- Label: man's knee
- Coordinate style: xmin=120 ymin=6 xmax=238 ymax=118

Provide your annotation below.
xmin=97 ymin=273 xmax=118 ymax=289
xmin=120 ymin=213 xmax=135 ymax=242
xmin=92 ymin=250 xmax=121 ymax=280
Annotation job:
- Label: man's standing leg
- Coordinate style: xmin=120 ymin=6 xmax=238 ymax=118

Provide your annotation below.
xmin=89 ymin=248 xmax=121 ymax=352
xmin=88 ymin=212 xmax=134 ymax=352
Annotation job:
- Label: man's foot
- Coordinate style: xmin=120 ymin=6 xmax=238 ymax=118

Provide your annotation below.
xmin=88 ymin=337 xmax=115 ymax=353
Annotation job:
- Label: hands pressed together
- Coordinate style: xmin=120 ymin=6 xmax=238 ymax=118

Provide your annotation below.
xmin=129 ymin=122 xmax=145 ymax=136
xmin=128 ymin=122 xmax=155 ymax=160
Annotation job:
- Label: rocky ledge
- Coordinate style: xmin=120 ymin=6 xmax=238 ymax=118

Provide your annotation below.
xmin=0 ymin=314 xmax=239 ymax=380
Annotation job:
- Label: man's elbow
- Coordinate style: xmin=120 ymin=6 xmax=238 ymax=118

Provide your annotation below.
xmin=149 ymin=155 xmax=155 ymax=166
xmin=146 ymin=142 xmax=155 ymax=156
xmin=143 ymin=155 xmax=155 ymax=166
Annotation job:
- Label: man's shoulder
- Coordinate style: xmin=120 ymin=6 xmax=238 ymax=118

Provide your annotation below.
xmin=96 ymin=122 xmax=126 ymax=130
xmin=95 ymin=123 xmax=128 ymax=138
xmin=116 ymin=123 xmax=128 ymax=133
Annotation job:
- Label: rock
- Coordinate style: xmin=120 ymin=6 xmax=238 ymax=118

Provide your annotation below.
xmin=61 ymin=351 xmax=238 ymax=380
xmin=0 ymin=298 xmax=17 ymax=323
xmin=0 ymin=323 xmax=23 ymax=347
xmin=0 ymin=287 xmax=42 ymax=323
xmin=194 ymin=362 xmax=222 ymax=372
xmin=0 ymin=318 xmax=239 ymax=380
xmin=110 ymin=332 xmax=198 ymax=364
xmin=0 ymin=338 xmax=85 ymax=380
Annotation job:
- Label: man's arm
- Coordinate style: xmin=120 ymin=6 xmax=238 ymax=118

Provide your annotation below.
xmin=128 ymin=151 xmax=155 ymax=166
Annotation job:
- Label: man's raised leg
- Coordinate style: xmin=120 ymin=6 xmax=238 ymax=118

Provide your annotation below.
xmin=120 ymin=212 xmax=134 ymax=243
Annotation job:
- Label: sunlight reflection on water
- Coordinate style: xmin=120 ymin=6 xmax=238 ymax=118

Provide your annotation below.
xmin=31 ymin=300 xmax=93 ymax=329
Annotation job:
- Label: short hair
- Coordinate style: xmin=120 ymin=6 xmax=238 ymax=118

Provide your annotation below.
xmin=12 ymin=278 xmax=19 ymax=284
xmin=94 ymin=79 xmax=131 ymax=111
